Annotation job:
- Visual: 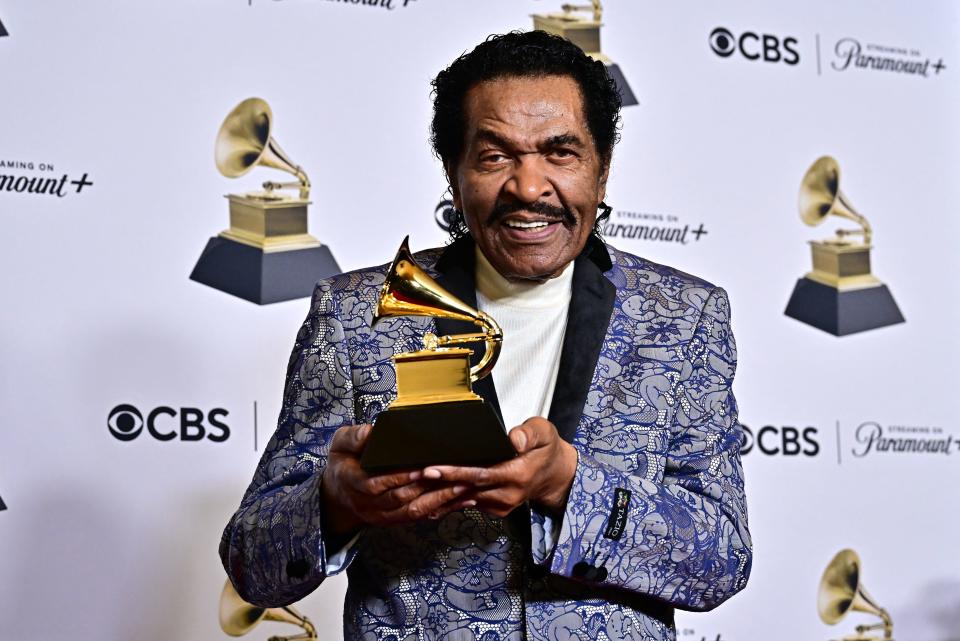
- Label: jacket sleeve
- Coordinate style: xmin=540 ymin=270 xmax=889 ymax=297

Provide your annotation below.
xmin=219 ymin=280 xmax=358 ymax=607
xmin=540 ymin=287 xmax=752 ymax=611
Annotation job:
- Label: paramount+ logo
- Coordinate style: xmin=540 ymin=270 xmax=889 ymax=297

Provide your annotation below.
xmin=709 ymin=27 xmax=800 ymax=65
xmin=740 ymin=423 xmax=820 ymax=457
xmin=108 ymin=404 xmax=230 ymax=443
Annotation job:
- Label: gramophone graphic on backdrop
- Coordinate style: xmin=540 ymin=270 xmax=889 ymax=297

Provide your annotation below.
xmin=818 ymin=549 xmax=894 ymax=641
xmin=219 ymin=579 xmax=316 ymax=641
xmin=530 ymin=1 xmax=638 ymax=106
xmin=190 ymin=97 xmax=340 ymax=305
xmin=784 ymin=156 xmax=904 ymax=336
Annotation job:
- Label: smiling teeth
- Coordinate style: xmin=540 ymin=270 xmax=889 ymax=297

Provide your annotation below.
xmin=505 ymin=220 xmax=549 ymax=229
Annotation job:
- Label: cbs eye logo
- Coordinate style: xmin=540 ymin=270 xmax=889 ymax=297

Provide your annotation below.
xmin=740 ymin=424 xmax=820 ymax=457
xmin=710 ymin=27 xmax=800 ymax=65
xmin=108 ymin=404 xmax=230 ymax=443
xmin=434 ymin=199 xmax=459 ymax=233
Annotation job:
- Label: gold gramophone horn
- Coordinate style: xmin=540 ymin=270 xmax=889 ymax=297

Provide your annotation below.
xmin=817 ymin=549 xmax=894 ymax=640
xmin=799 ymin=156 xmax=872 ymax=246
xmin=218 ymin=579 xmax=317 ymax=641
xmin=215 ymin=97 xmax=311 ymax=200
xmin=374 ymin=237 xmax=502 ymax=382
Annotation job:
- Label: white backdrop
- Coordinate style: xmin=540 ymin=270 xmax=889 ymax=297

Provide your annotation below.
xmin=1 ymin=1 xmax=959 ymax=640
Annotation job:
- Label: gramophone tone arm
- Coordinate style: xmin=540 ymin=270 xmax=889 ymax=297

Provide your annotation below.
xmin=560 ymin=1 xmax=602 ymax=21
xmin=835 ymin=228 xmax=866 ymax=238
xmin=266 ymin=610 xmax=317 ymax=641
xmin=834 ymin=193 xmax=873 ymax=245
xmin=432 ymin=332 xmax=492 ymax=346
xmin=262 ymin=166 xmax=311 ymax=200
xmin=428 ymin=312 xmax=503 ymax=383
xmin=853 ymin=609 xmax=894 ymax=637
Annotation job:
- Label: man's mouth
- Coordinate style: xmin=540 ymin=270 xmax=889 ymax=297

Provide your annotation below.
xmin=497 ymin=216 xmax=565 ymax=242
xmin=503 ymin=219 xmax=554 ymax=230
xmin=488 ymin=200 xmax=576 ymax=229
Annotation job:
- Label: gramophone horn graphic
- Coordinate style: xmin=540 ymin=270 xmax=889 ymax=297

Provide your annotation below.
xmin=818 ymin=549 xmax=894 ymax=641
xmin=530 ymin=1 xmax=638 ymax=106
xmin=190 ymin=97 xmax=340 ymax=305
xmin=784 ymin=156 xmax=904 ymax=335
xmin=219 ymin=579 xmax=317 ymax=641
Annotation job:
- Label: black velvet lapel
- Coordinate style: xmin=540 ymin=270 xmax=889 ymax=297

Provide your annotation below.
xmin=433 ymin=235 xmax=615 ymax=442
xmin=433 ymin=237 xmax=503 ymax=423
xmin=547 ymin=236 xmax=616 ymax=444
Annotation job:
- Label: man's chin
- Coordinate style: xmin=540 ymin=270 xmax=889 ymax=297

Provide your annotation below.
xmin=485 ymin=251 xmax=572 ymax=282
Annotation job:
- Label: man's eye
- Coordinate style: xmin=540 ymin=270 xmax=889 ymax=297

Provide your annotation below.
xmin=481 ymin=153 xmax=508 ymax=163
xmin=550 ymin=149 xmax=576 ymax=161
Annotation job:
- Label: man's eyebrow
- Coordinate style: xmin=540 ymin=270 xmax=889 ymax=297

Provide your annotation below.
xmin=475 ymin=129 xmax=515 ymax=149
xmin=543 ymin=133 xmax=585 ymax=148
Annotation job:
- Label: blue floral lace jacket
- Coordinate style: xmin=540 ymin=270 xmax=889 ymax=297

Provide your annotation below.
xmin=220 ymin=237 xmax=752 ymax=641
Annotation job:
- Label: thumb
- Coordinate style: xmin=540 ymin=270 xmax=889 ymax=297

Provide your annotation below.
xmin=510 ymin=427 xmax=528 ymax=453
xmin=511 ymin=417 xmax=548 ymax=454
xmin=331 ymin=423 xmax=372 ymax=454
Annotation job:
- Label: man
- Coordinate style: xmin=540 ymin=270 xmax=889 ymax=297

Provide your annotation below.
xmin=221 ymin=31 xmax=751 ymax=641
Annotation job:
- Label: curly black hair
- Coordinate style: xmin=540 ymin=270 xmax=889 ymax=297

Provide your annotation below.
xmin=430 ymin=30 xmax=622 ymax=240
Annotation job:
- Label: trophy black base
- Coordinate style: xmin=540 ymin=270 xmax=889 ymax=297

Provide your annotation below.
xmin=360 ymin=400 xmax=516 ymax=474
xmin=606 ymin=64 xmax=638 ymax=106
xmin=189 ymin=236 xmax=340 ymax=305
xmin=784 ymin=277 xmax=905 ymax=336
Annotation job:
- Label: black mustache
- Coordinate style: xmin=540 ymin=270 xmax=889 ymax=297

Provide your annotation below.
xmin=488 ymin=200 xmax=576 ymax=226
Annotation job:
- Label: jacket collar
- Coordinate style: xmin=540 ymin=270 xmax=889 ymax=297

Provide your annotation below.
xmin=433 ymin=234 xmax=615 ymax=442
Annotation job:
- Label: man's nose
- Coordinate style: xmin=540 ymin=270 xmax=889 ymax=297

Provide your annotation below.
xmin=502 ymin=157 xmax=552 ymax=204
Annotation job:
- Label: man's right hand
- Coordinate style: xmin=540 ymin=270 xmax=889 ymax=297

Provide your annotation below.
xmin=320 ymin=424 xmax=475 ymax=536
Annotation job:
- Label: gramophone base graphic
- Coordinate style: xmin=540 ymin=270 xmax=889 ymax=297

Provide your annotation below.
xmin=190 ymin=195 xmax=340 ymax=305
xmin=604 ymin=63 xmax=637 ymax=106
xmin=191 ymin=237 xmax=339 ymax=305
xmin=785 ymin=242 xmax=904 ymax=336
xmin=785 ymin=278 xmax=904 ymax=337
xmin=532 ymin=13 xmax=638 ymax=106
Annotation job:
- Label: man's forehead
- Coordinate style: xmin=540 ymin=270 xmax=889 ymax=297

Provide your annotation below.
xmin=463 ymin=76 xmax=588 ymax=134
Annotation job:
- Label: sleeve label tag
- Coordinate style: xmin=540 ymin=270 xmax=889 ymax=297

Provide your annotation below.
xmin=603 ymin=488 xmax=631 ymax=540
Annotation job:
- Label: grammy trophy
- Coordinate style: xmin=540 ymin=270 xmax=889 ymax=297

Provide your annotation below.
xmin=359 ymin=238 xmax=516 ymax=473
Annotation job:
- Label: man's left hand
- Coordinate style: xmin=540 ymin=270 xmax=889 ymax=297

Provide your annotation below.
xmin=421 ymin=417 xmax=578 ymax=518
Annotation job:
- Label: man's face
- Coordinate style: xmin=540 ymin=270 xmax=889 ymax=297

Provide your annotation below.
xmin=449 ymin=75 xmax=608 ymax=281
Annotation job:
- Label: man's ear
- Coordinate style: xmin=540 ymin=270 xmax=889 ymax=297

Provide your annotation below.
xmin=597 ymin=160 xmax=610 ymax=203
xmin=445 ymin=162 xmax=462 ymax=210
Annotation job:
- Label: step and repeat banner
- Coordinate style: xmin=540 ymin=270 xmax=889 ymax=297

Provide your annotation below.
xmin=1 ymin=1 xmax=958 ymax=640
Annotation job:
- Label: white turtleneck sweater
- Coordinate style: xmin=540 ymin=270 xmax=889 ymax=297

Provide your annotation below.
xmin=474 ymin=247 xmax=574 ymax=431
